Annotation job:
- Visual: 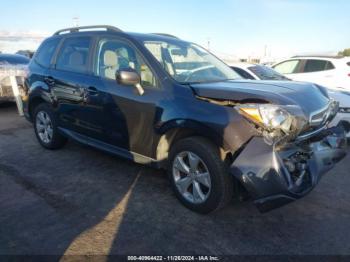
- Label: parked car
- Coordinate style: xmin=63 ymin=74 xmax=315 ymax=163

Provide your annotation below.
xmin=272 ymin=56 xmax=350 ymax=90
xmin=0 ymin=54 xmax=30 ymax=103
xmin=230 ymin=62 xmax=350 ymax=135
xmin=23 ymin=25 xmax=347 ymax=214
xmin=16 ymin=50 xmax=35 ymax=59
xmin=230 ymin=62 xmax=290 ymax=80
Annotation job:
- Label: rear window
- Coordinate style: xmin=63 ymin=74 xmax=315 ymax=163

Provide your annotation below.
xmin=56 ymin=37 xmax=91 ymax=74
xmin=303 ymin=59 xmax=335 ymax=73
xmin=231 ymin=67 xmax=255 ymax=80
xmin=248 ymin=65 xmax=289 ymax=80
xmin=35 ymin=38 xmax=60 ymax=68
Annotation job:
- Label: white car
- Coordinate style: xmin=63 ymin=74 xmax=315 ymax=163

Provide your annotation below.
xmin=230 ymin=62 xmax=350 ymax=135
xmin=229 ymin=62 xmax=290 ymax=81
xmin=272 ymin=56 xmax=350 ymax=90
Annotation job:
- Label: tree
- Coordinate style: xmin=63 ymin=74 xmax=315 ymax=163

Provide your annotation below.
xmin=338 ymin=48 xmax=350 ymax=56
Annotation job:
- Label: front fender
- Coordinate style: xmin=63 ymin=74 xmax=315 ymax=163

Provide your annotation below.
xmin=157 ymin=119 xmax=229 ymax=150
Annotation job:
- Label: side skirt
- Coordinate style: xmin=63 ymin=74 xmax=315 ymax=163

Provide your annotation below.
xmin=58 ymin=127 xmax=163 ymax=168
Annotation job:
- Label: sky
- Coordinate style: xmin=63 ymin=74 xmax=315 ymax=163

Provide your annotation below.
xmin=0 ymin=0 xmax=349 ymax=59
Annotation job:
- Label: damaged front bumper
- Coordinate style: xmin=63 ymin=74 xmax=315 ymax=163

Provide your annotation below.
xmin=231 ymin=125 xmax=347 ymax=212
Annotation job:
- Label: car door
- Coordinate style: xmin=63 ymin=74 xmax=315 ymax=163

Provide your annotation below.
xmin=89 ymin=36 xmax=163 ymax=157
xmin=49 ymin=36 xmax=107 ymax=141
xmin=294 ymin=59 xmax=337 ymax=88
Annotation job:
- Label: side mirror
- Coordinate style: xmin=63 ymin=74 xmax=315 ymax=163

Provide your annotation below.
xmin=116 ymin=69 xmax=140 ymax=86
xmin=116 ymin=69 xmax=144 ymax=95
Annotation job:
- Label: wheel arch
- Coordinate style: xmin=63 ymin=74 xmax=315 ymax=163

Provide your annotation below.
xmin=27 ymin=81 xmax=53 ymax=120
xmin=155 ymin=119 xmax=231 ymax=167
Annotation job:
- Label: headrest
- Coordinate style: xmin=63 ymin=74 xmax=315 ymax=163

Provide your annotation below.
xmin=69 ymin=51 xmax=84 ymax=66
xmin=104 ymin=50 xmax=117 ymax=67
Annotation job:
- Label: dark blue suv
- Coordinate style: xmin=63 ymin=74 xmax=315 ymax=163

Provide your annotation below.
xmin=24 ymin=25 xmax=347 ymax=213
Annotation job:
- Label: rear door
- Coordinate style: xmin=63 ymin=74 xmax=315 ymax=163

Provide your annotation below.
xmin=295 ymin=59 xmax=337 ymax=88
xmin=49 ymin=36 xmax=106 ymax=141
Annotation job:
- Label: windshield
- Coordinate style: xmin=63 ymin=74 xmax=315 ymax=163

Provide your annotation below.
xmin=144 ymin=40 xmax=240 ymax=84
xmin=248 ymin=65 xmax=289 ymax=80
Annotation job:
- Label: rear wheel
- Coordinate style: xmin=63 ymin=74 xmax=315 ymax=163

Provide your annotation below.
xmin=168 ymin=137 xmax=234 ymax=214
xmin=33 ymin=103 xmax=67 ymax=149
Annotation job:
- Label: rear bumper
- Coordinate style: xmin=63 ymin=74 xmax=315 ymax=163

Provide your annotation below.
xmin=231 ymin=125 xmax=347 ymax=212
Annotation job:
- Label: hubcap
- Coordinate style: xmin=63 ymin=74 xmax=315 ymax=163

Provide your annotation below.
xmin=172 ymin=151 xmax=211 ymax=204
xmin=36 ymin=111 xmax=53 ymax=144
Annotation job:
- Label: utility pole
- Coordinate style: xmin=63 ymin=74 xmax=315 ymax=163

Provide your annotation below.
xmin=73 ymin=16 xmax=80 ymax=27
xmin=207 ymin=37 xmax=211 ymax=51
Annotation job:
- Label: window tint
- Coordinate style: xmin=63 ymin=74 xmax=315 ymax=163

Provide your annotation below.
xmin=35 ymin=38 xmax=60 ymax=67
xmin=273 ymin=60 xmax=299 ymax=74
xmin=231 ymin=67 xmax=255 ymax=80
xmin=96 ymin=39 xmax=156 ymax=88
xmin=56 ymin=37 xmax=91 ymax=73
xmin=303 ymin=59 xmax=334 ymax=73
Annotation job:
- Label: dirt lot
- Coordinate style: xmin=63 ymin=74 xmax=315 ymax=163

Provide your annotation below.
xmin=1 ymin=102 xmax=350 ymax=256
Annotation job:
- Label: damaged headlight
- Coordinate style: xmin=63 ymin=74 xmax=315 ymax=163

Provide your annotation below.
xmin=237 ymin=104 xmax=296 ymax=134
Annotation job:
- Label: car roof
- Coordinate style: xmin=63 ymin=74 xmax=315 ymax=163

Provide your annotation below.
xmin=51 ymin=25 xmax=184 ymax=44
xmin=0 ymin=53 xmax=30 ymax=60
xmin=285 ymin=56 xmax=349 ymax=62
xmin=227 ymin=62 xmax=257 ymax=69
xmin=292 ymin=55 xmax=345 ymax=59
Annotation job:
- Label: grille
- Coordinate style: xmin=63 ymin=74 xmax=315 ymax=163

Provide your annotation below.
xmin=0 ymin=85 xmax=14 ymax=97
xmin=310 ymin=103 xmax=332 ymax=126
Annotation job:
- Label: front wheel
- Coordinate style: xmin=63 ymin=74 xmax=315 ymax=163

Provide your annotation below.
xmin=168 ymin=137 xmax=234 ymax=214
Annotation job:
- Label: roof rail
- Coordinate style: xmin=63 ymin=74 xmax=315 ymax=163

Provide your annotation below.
xmin=152 ymin=33 xmax=179 ymax=39
xmin=53 ymin=25 xmax=122 ymax=36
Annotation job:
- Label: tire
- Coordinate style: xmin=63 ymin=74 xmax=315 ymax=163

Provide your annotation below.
xmin=168 ymin=137 xmax=234 ymax=214
xmin=33 ymin=103 xmax=67 ymax=149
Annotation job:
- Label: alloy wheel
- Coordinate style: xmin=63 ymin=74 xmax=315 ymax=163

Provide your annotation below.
xmin=172 ymin=151 xmax=212 ymax=204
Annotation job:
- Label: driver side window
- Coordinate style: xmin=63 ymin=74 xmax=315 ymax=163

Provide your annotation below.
xmin=273 ymin=60 xmax=300 ymax=74
xmin=96 ymin=39 xmax=157 ymax=88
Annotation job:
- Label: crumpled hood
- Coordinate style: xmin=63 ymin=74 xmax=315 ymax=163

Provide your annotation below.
xmin=191 ymin=80 xmax=330 ymax=116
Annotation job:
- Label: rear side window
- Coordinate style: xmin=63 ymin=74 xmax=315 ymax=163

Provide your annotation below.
xmin=303 ymin=59 xmax=334 ymax=73
xmin=35 ymin=38 xmax=60 ymax=68
xmin=347 ymin=62 xmax=350 ymax=67
xmin=231 ymin=67 xmax=255 ymax=80
xmin=273 ymin=60 xmax=300 ymax=74
xmin=56 ymin=37 xmax=91 ymax=74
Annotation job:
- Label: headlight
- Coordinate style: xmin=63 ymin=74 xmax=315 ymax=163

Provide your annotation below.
xmin=237 ymin=104 xmax=294 ymax=134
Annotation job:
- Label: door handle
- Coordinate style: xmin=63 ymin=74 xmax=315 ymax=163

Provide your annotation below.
xmin=87 ymin=86 xmax=99 ymax=96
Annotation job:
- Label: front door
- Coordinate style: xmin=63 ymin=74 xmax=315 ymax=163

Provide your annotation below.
xmin=90 ymin=36 xmax=163 ymax=157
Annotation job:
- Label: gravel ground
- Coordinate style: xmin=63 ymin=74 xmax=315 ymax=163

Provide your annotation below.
xmin=1 ymin=102 xmax=350 ymax=256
